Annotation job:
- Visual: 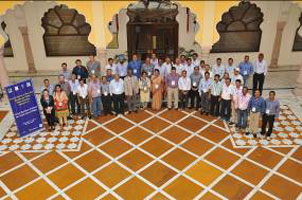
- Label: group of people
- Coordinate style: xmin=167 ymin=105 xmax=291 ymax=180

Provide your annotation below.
xmin=39 ymin=53 xmax=279 ymax=139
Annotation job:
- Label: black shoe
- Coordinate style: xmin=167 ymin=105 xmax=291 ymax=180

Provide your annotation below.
xmin=67 ymin=116 xmax=73 ymax=120
xmin=128 ymin=111 xmax=132 ymax=114
xmin=200 ymin=110 xmax=204 ymax=114
xmin=134 ymin=110 xmax=138 ymax=113
xmin=245 ymin=132 xmax=250 ymax=135
xmin=205 ymin=112 xmax=209 ymax=116
xmin=229 ymin=122 xmax=234 ymax=125
xmin=253 ymin=133 xmax=257 ymax=138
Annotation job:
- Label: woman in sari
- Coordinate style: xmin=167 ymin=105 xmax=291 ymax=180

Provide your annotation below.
xmin=54 ymin=84 xmax=69 ymax=126
xmin=151 ymin=69 xmax=164 ymax=111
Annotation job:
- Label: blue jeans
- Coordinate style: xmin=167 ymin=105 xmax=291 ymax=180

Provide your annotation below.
xmin=237 ymin=109 xmax=248 ymax=128
xmin=92 ymin=96 xmax=102 ymax=117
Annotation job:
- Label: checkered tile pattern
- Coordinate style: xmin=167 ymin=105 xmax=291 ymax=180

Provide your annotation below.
xmin=230 ymin=105 xmax=302 ymax=147
xmin=0 ymin=117 xmax=86 ymax=152
xmin=0 ymin=108 xmax=301 ymax=199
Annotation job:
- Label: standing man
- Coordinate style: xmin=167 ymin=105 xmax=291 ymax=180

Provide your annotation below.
xmin=236 ymin=87 xmax=251 ymax=130
xmin=190 ymin=66 xmax=202 ymax=110
xmin=226 ymin=58 xmax=236 ymax=77
xmin=230 ymin=79 xmax=242 ymax=125
xmin=142 ymin=57 xmax=155 ymax=78
xmin=40 ymin=79 xmax=54 ymax=95
xmin=220 ymin=78 xmax=234 ymax=122
xmin=238 ymin=55 xmax=253 ymax=87
xmin=124 ymin=69 xmax=139 ymax=114
xmin=246 ymin=89 xmax=265 ymax=137
xmin=261 ymin=91 xmax=280 ymax=138
xmin=104 ymin=58 xmax=117 ymax=75
xmin=185 ymin=58 xmax=195 ymax=77
xmin=199 ymin=71 xmax=212 ymax=115
xmin=163 ymin=57 xmax=173 ymax=76
xmin=178 ymin=70 xmax=191 ymax=110
xmin=154 ymin=58 xmax=166 ymax=78
xmin=69 ymin=73 xmax=80 ymax=116
xmin=116 ymin=57 xmax=128 ymax=79
xmin=231 ymin=68 xmax=244 ymax=84
xmin=127 ymin=54 xmax=142 ymax=78
xmin=88 ymin=74 xmax=102 ymax=118
xmin=87 ymin=55 xmax=101 ymax=77
xmin=165 ymin=67 xmax=179 ymax=110
xmin=77 ymin=78 xmax=91 ymax=119
xmin=192 ymin=53 xmax=200 ymax=67
xmin=100 ymin=76 xmax=112 ymax=116
xmin=72 ymin=59 xmax=89 ymax=81
xmin=253 ymin=53 xmax=267 ymax=96
xmin=151 ymin=53 xmax=158 ymax=66
xmin=110 ymin=74 xmax=125 ymax=116
xmin=173 ymin=58 xmax=184 ymax=75
xmin=60 ymin=62 xmax=71 ymax=81
xmin=212 ymin=58 xmax=225 ymax=79
xmin=209 ymin=74 xmax=223 ymax=117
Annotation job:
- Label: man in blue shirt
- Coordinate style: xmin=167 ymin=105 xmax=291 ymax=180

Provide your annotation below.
xmin=72 ymin=59 xmax=89 ymax=81
xmin=246 ymin=89 xmax=265 ymax=137
xmin=127 ymin=54 xmax=142 ymax=78
xmin=261 ymin=91 xmax=280 ymax=138
xmin=238 ymin=55 xmax=253 ymax=87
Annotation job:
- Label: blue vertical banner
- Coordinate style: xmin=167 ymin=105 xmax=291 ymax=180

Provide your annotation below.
xmin=5 ymin=79 xmax=43 ymax=137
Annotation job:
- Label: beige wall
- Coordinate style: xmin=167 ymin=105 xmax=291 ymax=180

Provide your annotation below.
xmin=0 ymin=1 xmax=302 ymax=72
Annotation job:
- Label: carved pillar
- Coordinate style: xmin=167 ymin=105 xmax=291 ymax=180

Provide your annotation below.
xmin=201 ymin=1 xmax=215 ymax=63
xmin=293 ymin=63 xmax=302 ymax=96
xmin=0 ymin=46 xmax=9 ymax=87
xmin=91 ymin=1 xmax=107 ymax=49
xmin=270 ymin=21 xmax=286 ymax=68
xmin=19 ymin=26 xmax=36 ymax=73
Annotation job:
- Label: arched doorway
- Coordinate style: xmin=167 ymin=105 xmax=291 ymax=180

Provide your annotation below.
xmin=126 ymin=0 xmax=179 ymax=60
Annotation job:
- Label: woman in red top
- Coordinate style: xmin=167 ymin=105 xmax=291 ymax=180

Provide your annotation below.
xmin=54 ymin=84 xmax=69 ymax=126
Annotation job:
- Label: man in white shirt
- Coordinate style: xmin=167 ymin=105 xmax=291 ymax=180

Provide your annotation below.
xmin=104 ymin=58 xmax=117 ymax=75
xmin=220 ymin=78 xmax=234 ymax=122
xmin=77 ymin=78 xmax=91 ymax=119
xmin=253 ymin=53 xmax=267 ymax=96
xmin=178 ymin=70 xmax=191 ymax=110
xmin=231 ymin=68 xmax=244 ymax=84
xmin=151 ymin=53 xmax=158 ymax=66
xmin=110 ymin=74 xmax=125 ymax=116
xmin=185 ymin=58 xmax=195 ymax=77
xmin=212 ymin=58 xmax=226 ymax=79
xmin=230 ymin=79 xmax=242 ymax=125
xmin=68 ymin=73 xmax=80 ymax=115
xmin=162 ymin=57 xmax=173 ymax=76
xmin=173 ymin=58 xmax=184 ymax=75
xmin=192 ymin=53 xmax=200 ymax=67
xmin=226 ymin=58 xmax=236 ymax=77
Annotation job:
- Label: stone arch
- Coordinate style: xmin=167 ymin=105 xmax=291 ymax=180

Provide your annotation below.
xmin=41 ymin=4 xmax=96 ymax=56
xmin=292 ymin=12 xmax=302 ymax=51
xmin=211 ymin=1 xmax=264 ymax=53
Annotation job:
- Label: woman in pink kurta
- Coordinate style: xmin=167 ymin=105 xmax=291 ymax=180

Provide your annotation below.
xmin=151 ymin=69 xmax=163 ymax=111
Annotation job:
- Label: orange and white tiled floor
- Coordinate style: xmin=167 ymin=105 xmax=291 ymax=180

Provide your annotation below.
xmin=0 ymin=107 xmax=302 ymax=200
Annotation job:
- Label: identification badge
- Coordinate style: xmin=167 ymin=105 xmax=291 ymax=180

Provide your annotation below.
xmin=59 ymin=102 xmax=62 ymax=107
xmin=155 ymin=84 xmax=159 ymax=89
xmin=97 ymin=89 xmax=100 ymax=94
xmin=143 ymin=87 xmax=147 ymax=91
xmin=203 ymin=88 xmax=207 ymax=93
xmin=244 ymin=71 xmax=247 ymax=75
xmin=252 ymin=107 xmax=256 ymax=112
xmin=91 ymin=70 xmax=95 ymax=74
xmin=104 ymin=91 xmax=108 ymax=96
xmin=133 ymin=69 xmax=137 ymax=74
xmin=73 ymin=92 xmax=76 ymax=95
xmin=266 ymin=109 xmax=270 ymax=114
xmin=77 ymin=75 xmax=81 ymax=79
xmin=193 ymin=82 xmax=197 ymax=87
xmin=148 ymin=72 xmax=151 ymax=76
xmin=171 ymin=81 xmax=175 ymax=86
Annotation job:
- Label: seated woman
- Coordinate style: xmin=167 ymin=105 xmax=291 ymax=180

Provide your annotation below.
xmin=40 ymin=89 xmax=55 ymax=131
xmin=54 ymin=84 xmax=69 ymax=126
